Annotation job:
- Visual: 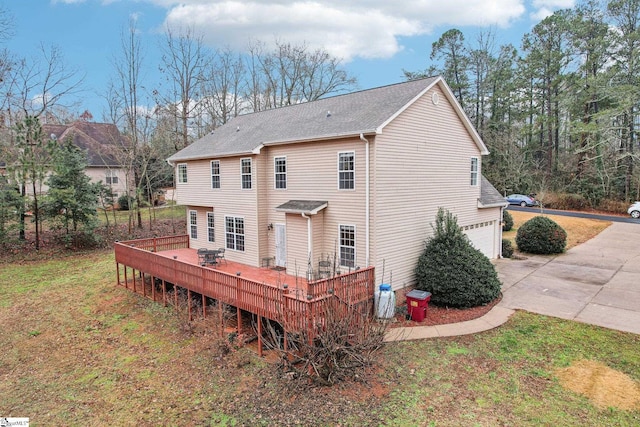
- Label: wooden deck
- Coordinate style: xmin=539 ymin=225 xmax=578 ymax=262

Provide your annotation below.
xmin=114 ymin=235 xmax=375 ymax=353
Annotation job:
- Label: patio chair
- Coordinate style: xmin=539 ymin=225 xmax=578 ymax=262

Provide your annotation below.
xmin=217 ymin=248 xmax=227 ymax=264
xmin=197 ymin=248 xmax=208 ymax=266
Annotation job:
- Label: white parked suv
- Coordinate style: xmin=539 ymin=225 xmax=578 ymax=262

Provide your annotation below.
xmin=628 ymin=201 xmax=640 ymax=219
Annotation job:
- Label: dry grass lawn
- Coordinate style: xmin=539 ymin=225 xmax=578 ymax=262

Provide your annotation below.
xmin=503 ymin=210 xmax=611 ymax=251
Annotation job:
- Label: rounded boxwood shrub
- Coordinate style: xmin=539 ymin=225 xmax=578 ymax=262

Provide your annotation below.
xmin=415 ymin=208 xmax=501 ymax=308
xmin=502 ymin=210 xmax=513 ymax=232
xmin=502 ymin=239 xmax=514 ymax=258
xmin=516 ymin=216 xmax=567 ymax=254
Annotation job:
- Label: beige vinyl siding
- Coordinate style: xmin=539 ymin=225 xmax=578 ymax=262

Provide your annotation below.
xmin=284 ymin=213 xmax=308 ymax=276
xmin=176 ymin=157 xmax=260 ymax=266
xmin=312 ymin=211 xmax=325 ymax=266
xmin=261 ymin=138 xmax=368 ymax=274
xmin=373 ymin=85 xmax=498 ymax=290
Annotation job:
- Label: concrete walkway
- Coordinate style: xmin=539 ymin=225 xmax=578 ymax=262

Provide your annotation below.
xmin=385 ymin=222 xmax=640 ymax=342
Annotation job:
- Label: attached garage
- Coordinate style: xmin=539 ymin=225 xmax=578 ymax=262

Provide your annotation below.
xmin=464 ymin=220 xmax=499 ymax=258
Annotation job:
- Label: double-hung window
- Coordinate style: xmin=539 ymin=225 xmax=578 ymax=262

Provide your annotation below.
xmin=105 ymin=170 xmax=118 ymax=185
xmin=241 ymin=158 xmax=252 ymax=189
xmin=189 ymin=210 xmax=197 ymax=239
xmin=225 ymin=216 xmax=245 ymax=251
xmin=211 ymin=160 xmax=220 ymax=189
xmin=338 ymin=152 xmax=355 ymax=190
xmin=207 ymin=212 xmax=215 ymax=243
xmin=339 ymin=225 xmax=356 ymax=268
xmin=177 ymin=163 xmax=188 ymax=184
xmin=470 ymin=157 xmax=479 ymax=186
xmin=274 ymin=156 xmax=286 ymax=189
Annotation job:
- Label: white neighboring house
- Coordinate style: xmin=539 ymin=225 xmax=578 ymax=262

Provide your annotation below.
xmin=167 ymin=77 xmax=508 ymax=291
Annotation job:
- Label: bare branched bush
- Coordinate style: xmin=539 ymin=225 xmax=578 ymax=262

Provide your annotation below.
xmin=260 ymin=296 xmax=387 ymax=386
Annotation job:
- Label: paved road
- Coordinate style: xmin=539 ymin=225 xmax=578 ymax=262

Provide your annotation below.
xmin=507 ymin=205 xmax=640 ymax=224
xmin=496 ymin=222 xmax=640 ymax=334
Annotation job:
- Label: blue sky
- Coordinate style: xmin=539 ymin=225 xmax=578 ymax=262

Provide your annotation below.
xmin=4 ymin=0 xmax=574 ymax=121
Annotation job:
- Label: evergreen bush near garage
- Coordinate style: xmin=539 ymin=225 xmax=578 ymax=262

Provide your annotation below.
xmin=516 ymin=216 xmax=567 ymax=254
xmin=502 ymin=210 xmax=513 ymax=232
xmin=502 ymin=239 xmax=513 ymax=258
xmin=415 ymin=208 xmax=502 ymax=308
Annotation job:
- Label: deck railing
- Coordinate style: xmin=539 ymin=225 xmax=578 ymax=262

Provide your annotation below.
xmin=114 ymin=236 xmax=375 ymax=335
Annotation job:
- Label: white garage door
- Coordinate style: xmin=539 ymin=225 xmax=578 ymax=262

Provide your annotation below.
xmin=464 ymin=220 xmax=497 ymax=259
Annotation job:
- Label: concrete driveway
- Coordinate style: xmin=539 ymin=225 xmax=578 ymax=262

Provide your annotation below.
xmin=495 ymin=222 xmax=640 ymax=334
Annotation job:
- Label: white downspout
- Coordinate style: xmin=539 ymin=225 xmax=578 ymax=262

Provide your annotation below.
xmin=359 ymin=133 xmax=370 ymax=266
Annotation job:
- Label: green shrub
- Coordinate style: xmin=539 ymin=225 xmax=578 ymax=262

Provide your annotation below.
xmin=502 ymin=210 xmax=513 ymax=232
xmin=415 ymin=208 xmax=502 ymax=308
xmin=502 ymin=239 xmax=514 ymax=258
xmin=117 ymin=194 xmax=130 ymax=211
xmin=516 ymin=216 xmax=567 ymax=254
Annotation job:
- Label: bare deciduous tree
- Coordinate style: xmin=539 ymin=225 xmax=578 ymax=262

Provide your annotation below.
xmin=157 ymin=26 xmax=211 ymax=151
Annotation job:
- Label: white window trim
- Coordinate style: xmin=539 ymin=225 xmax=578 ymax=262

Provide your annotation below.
xmin=470 ymin=157 xmax=479 ymax=186
xmin=106 ymin=170 xmax=119 ymax=185
xmin=189 ymin=210 xmax=197 ymax=239
xmin=177 ymin=163 xmax=188 ymax=184
xmin=207 ymin=212 xmax=215 ymax=243
xmin=240 ymin=158 xmax=252 ymax=190
xmin=224 ymin=215 xmax=246 ymax=252
xmin=338 ymin=224 xmax=356 ymax=268
xmin=274 ymin=156 xmax=287 ymax=190
xmin=337 ymin=151 xmax=355 ymax=190
xmin=211 ymin=160 xmax=220 ymax=189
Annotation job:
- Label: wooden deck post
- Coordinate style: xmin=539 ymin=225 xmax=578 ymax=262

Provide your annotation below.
xmin=116 ymin=263 xmax=120 ymax=286
xmin=162 ymin=279 xmax=167 ymax=307
xmin=124 ymin=266 xmax=128 ymax=289
xmin=187 ymin=289 xmax=192 ymax=321
xmin=237 ymin=307 xmax=242 ymax=335
xmin=142 ymin=273 xmax=146 ymax=298
xmin=258 ymin=316 xmax=263 ymax=357
xmin=202 ymin=294 xmax=206 ymax=318
xmin=132 ymin=268 xmax=136 ymax=293
xmin=151 ymin=275 xmax=155 ymax=301
xmin=174 ymin=285 xmax=178 ymax=309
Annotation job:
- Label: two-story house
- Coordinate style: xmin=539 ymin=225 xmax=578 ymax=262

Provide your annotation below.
xmin=43 ymin=121 xmax=131 ymax=200
xmin=167 ymin=76 xmax=507 ymax=291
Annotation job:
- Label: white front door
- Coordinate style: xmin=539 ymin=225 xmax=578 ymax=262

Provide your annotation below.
xmin=275 ymin=224 xmax=286 ymax=267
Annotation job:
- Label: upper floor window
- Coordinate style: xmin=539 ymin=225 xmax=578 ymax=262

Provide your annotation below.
xmin=241 ymin=158 xmax=252 ymax=189
xmin=274 ymin=156 xmax=287 ymax=189
xmin=338 ymin=152 xmax=355 ymax=190
xmin=105 ymin=170 xmax=119 ymax=185
xmin=211 ymin=160 xmax=220 ymax=189
xmin=189 ymin=210 xmax=197 ymax=239
xmin=177 ymin=163 xmax=188 ymax=184
xmin=470 ymin=157 xmax=479 ymax=186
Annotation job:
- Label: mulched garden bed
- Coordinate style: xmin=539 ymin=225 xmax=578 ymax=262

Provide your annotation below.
xmin=389 ymin=294 xmax=502 ymax=328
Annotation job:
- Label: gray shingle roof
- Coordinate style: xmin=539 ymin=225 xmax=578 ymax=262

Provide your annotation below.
xmin=168 ymin=77 xmax=441 ymax=163
xmin=44 ymin=122 xmax=127 ymax=167
xmin=275 ymin=200 xmax=328 ymax=214
xmin=479 ymin=175 xmax=508 ymax=208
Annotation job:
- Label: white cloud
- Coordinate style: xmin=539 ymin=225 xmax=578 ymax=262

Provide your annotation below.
xmin=147 ymin=0 xmax=526 ymax=61
xmin=531 ymin=0 xmax=575 ymax=21
xmin=52 ymin=0 xmax=86 ymax=4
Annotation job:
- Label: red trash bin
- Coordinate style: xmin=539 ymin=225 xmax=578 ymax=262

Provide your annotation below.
xmin=406 ymin=290 xmax=431 ymax=322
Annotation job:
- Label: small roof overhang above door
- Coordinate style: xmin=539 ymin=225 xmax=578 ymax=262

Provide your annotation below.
xmin=275 ymin=200 xmax=328 ymax=215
